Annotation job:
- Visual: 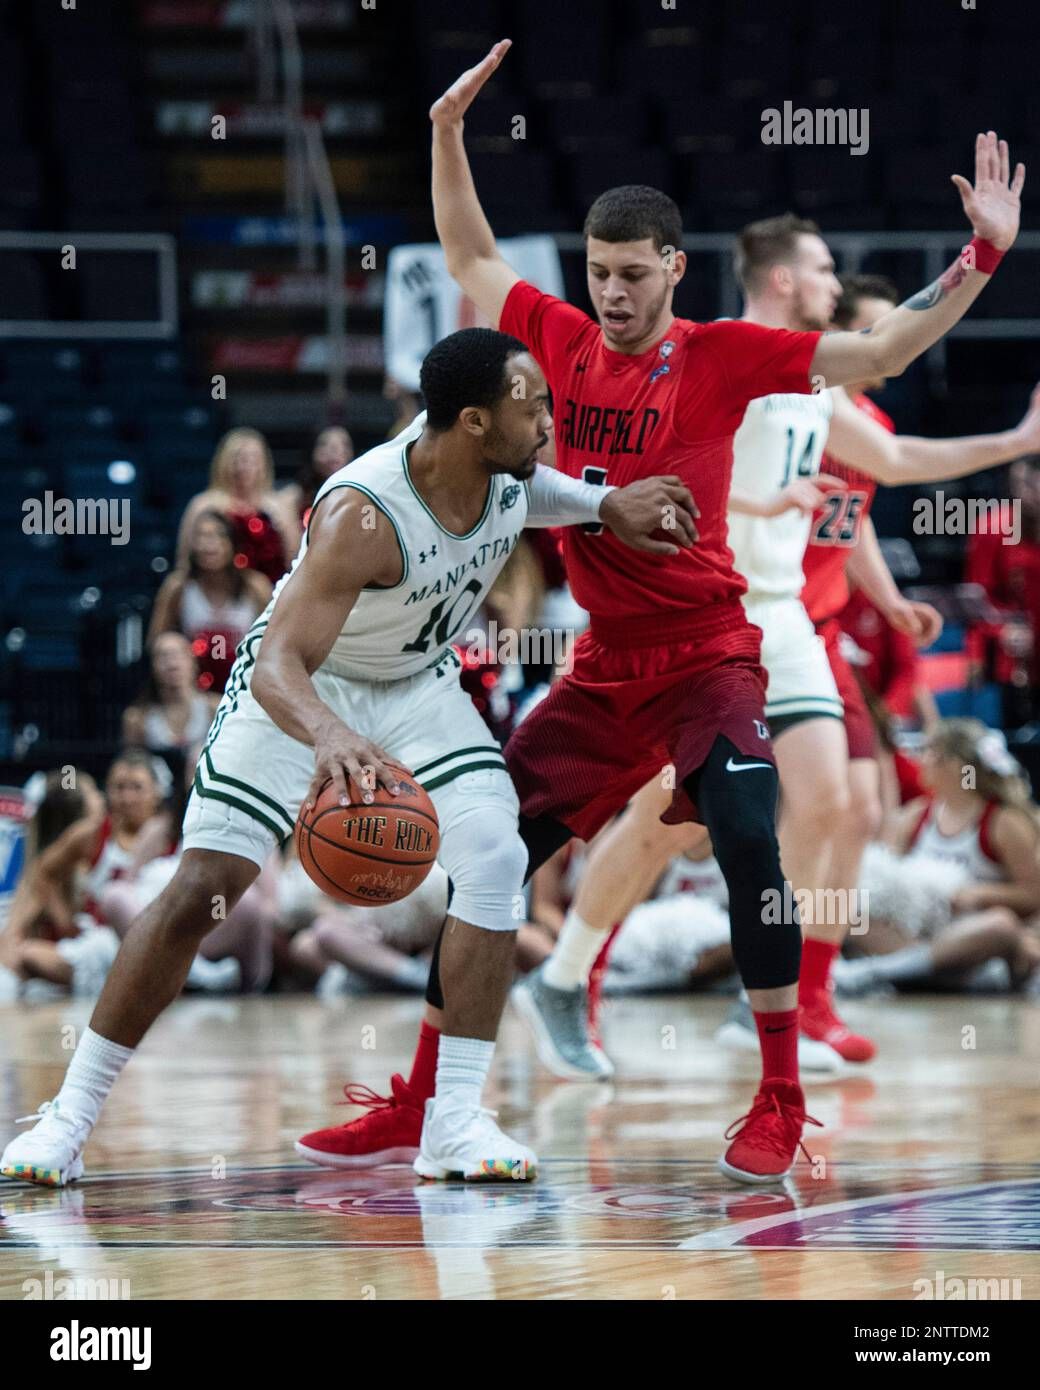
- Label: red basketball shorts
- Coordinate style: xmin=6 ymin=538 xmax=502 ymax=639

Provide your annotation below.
xmin=504 ymin=602 xmax=775 ymax=842
xmin=818 ymin=617 xmax=877 ymax=760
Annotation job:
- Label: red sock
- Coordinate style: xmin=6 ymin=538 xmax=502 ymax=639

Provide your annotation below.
xmin=406 ymin=1020 xmax=440 ymax=1100
xmin=799 ymin=937 xmax=839 ymax=1004
xmin=754 ymin=1009 xmax=799 ymax=1084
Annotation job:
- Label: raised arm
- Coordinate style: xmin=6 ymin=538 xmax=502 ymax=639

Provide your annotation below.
xmin=826 ymin=381 xmax=1040 ymax=486
xmin=250 ymin=490 xmax=404 ymax=808
xmin=811 ymin=133 xmax=1025 ymax=387
xmin=430 ymin=39 xmax=521 ymax=325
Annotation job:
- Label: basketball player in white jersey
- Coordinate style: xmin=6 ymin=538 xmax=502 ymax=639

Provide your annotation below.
xmin=2 ymin=327 xmax=693 ymax=1188
xmin=516 ymin=211 xmax=1040 ymax=1079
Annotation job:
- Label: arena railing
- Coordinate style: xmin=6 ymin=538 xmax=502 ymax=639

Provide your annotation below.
xmin=252 ymin=0 xmax=347 ymax=415
xmin=0 ymin=232 xmax=177 ymax=339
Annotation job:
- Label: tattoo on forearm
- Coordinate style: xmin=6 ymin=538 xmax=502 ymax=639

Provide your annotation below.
xmin=902 ymin=256 xmax=970 ymax=312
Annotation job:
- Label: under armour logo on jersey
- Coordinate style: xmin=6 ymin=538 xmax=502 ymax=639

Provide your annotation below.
xmin=500 ymin=484 xmax=521 ymax=512
xmin=649 ymin=364 xmax=671 ymax=384
xmin=418 ymin=543 xmax=438 ymax=564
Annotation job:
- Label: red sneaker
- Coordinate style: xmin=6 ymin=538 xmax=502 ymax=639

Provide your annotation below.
xmin=800 ymin=990 xmax=876 ymax=1063
xmin=719 ymin=1078 xmax=822 ymax=1184
xmin=294 ymin=1075 xmax=423 ymax=1168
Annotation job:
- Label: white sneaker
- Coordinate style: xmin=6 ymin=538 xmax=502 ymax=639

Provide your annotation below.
xmin=1 ymin=1100 xmax=93 ymax=1187
xmin=414 ymin=1097 xmax=538 ymax=1182
xmin=715 ymin=999 xmax=846 ymax=1076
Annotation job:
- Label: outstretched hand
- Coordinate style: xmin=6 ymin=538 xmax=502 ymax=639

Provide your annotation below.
xmin=429 ymin=38 xmax=512 ymax=128
xmin=766 ymin=474 xmax=846 ymax=517
xmin=951 ymin=131 xmax=1025 ymax=252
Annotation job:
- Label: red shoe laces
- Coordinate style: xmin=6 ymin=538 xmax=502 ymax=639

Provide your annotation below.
xmin=724 ymin=1092 xmax=823 ymax=1162
xmin=338 ymin=1083 xmax=395 ymax=1111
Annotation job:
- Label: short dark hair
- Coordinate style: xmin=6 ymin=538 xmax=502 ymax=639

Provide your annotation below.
xmin=833 ymin=273 xmax=899 ymax=328
xmin=583 ymin=185 xmax=682 ymax=254
xmin=734 ymin=213 xmax=821 ymax=296
xmin=419 ymin=328 xmax=530 ymax=431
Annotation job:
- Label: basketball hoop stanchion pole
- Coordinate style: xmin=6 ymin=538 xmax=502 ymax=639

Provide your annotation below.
xmin=257 ymin=0 xmax=348 ymax=422
xmin=304 ymin=120 xmax=348 ymax=423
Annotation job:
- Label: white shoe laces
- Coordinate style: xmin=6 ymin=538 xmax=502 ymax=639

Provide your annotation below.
xmin=14 ymin=1100 xmax=79 ymax=1131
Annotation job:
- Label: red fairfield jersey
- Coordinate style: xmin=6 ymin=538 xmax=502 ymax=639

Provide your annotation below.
xmin=801 ymin=392 xmax=894 ymax=623
xmin=500 ymin=281 xmax=821 ymax=624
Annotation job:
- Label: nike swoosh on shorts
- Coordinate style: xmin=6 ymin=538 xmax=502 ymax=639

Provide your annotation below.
xmin=725 ymin=757 xmax=773 ymax=773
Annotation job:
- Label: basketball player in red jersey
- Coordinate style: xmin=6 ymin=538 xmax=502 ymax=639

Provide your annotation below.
xmin=298 ymin=39 xmax=1026 ymax=1182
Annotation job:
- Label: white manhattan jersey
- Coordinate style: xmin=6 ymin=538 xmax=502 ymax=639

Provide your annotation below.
xmin=727 ymin=389 xmax=834 ymax=600
xmin=264 ymin=412 xmax=529 ymax=681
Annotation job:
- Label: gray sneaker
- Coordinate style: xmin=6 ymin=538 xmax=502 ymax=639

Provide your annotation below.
xmin=513 ymin=965 xmax=614 ymax=1080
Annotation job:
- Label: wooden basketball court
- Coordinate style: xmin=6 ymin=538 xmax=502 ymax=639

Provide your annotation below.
xmin=1 ymin=993 xmax=1037 ymax=1300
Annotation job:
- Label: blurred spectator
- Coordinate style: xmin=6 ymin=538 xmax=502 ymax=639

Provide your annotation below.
xmin=605 ymin=831 xmax=735 ymax=994
xmin=841 ymin=718 xmax=1040 ymax=995
xmin=150 ymin=509 xmax=271 ymax=692
xmin=0 ymin=750 xmax=175 ymax=997
xmin=122 ymin=632 xmax=219 ymax=769
xmin=838 ymin=588 xmax=940 ymax=731
xmin=965 ymin=456 xmax=1040 ymax=725
xmin=0 ymin=769 xmax=103 ymax=987
xmin=177 ymin=428 xmax=301 ymax=585
xmin=99 ymin=747 xmax=276 ymax=995
xmin=281 ymin=426 xmax=354 ymax=528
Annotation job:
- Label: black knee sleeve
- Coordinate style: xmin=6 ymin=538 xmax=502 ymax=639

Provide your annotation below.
xmin=424 ymin=875 xmax=454 ymax=1009
xmin=687 ymin=736 xmax=801 ymax=992
xmin=518 ymin=814 xmax=573 ymax=885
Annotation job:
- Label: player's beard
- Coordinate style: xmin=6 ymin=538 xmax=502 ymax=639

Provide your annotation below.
xmin=791 ymin=284 xmax=830 ymax=332
xmin=484 ymin=426 xmax=544 ymax=479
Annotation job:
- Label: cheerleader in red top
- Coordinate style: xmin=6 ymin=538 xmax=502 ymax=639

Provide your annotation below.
xmin=176 ymin=428 xmax=301 ymax=586
xmin=150 ymin=511 xmax=271 ymax=693
xmin=838 ymin=719 xmax=1040 ymax=993
xmin=7 ymin=752 xmax=170 ymax=996
xmin=0 ymin=769 xmax=104 ymax=989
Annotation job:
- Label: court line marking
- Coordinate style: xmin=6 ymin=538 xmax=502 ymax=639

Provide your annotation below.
xmin=3 ymin=1158 xmax=1039 ymax=1185
xmin=681 ymin=1177 xmax=1040 ymax=1249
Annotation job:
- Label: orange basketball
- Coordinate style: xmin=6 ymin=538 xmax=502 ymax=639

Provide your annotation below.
xmin=294 ymin=762 xmax=440 ymax=906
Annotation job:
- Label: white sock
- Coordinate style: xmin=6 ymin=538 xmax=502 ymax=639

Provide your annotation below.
xmin=54 ymin=1027 xmax=135 ymax=1128
xmin=435 ymin=1035 xmax=494 ymax=1109
xmin=543 ymin=911 xmax=606 ymax=991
